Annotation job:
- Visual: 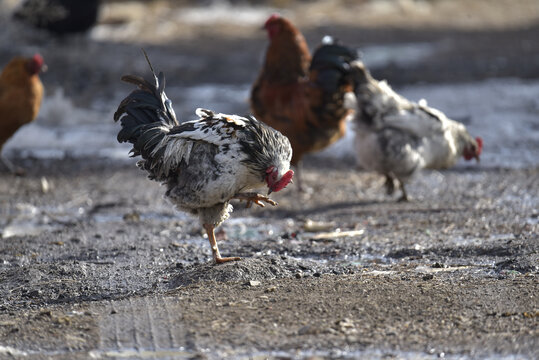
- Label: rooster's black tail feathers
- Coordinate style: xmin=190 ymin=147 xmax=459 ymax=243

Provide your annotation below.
xmin=113 ymin=51 xmax=178 ymax=164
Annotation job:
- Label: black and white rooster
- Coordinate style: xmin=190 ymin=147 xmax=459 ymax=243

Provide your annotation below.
xmin=351 ymin=60 xmax=482 ymax=201
xmin=114 ymin=55 xmax=293 ymax=263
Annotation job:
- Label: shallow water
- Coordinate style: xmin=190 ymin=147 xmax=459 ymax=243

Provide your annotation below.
xmin=4 ymin=78 xmax=539 ymax=169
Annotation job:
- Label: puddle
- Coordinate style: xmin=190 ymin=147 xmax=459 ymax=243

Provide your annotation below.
xmin=88 ymin=348 xmax=194 ymax=359
xmin=172 ymin=3 xmax=274 ymax=27
xmin=236 ymin=349 xmax=525 ymax=360
xmin=3 ymin=78 xmax=539 ymax=170
xmin=0 ymin=201 xmax=183 ymax=238
xmin=1 ymin=203 xmax=64 ymax=238
xmin=84 ymin=346 xmax=523 ymax=360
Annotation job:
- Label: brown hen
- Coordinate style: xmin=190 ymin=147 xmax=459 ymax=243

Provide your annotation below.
xmin=251 ymin=15 xmax=358 ymax=190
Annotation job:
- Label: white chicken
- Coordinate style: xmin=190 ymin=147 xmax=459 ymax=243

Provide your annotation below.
xmin=114 ymin=55 xmax=294 ymax=263
xmin=352 ymin=60 xmax=482 ymax=201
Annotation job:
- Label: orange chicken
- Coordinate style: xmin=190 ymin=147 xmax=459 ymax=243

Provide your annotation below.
xmin=0 ymin=54 xmax=45 ymax=174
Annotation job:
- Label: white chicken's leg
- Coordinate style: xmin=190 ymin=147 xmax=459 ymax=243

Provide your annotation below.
xmin=234 ymin=192 xmax=277 ymax=208
xmin=385 ymin=174 xmax=395 ymax=195
xmin=398 ymin=181 xmax=409 ymax=202
xmin=203 ymin=224 xmax=240 ymax=264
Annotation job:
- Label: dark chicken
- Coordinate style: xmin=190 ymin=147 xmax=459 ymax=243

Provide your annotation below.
xmin=14 ymin=0 xmax=100 ymax=35
xmin=251 ymin=15 xmax=358 ymax=190
xmin=114 ymin=55 xmax=293 ymax=263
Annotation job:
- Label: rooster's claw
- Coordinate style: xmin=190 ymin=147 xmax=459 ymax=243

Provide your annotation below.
xmin=234 ymin=192 xmax=277 ymax=208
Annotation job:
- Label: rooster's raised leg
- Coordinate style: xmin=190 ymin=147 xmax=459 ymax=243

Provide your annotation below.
xmin=203 ymin=224 xmax=240 ymax=264
xmin=234 ymin=192 xmax=277 ymax=208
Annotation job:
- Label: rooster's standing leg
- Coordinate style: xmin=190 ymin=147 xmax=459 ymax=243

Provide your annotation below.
xmin=234 ymin=192 xmax=277 ymax=208
xmin=203 ymin=223 xmax=240 ymax=264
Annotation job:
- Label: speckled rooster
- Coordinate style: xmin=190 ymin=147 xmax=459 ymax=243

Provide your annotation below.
xmin=114 ymin=53 xmax=293 ymax=263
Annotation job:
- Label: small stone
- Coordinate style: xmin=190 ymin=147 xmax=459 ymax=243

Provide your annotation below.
xmin=39 ymin=310 xmax=52 ymax=317
xmin=298 ymin=325 xmax=320 ymax=335
xmin=249 ymin=280 xmax=261 ymax=287
xmin=40 ymin=177 xmax=50 ymax=193
xmin=123 ymin=212 xmax=140 ymax=222
xmin=28 ymin=290 xmax=41 ymax=298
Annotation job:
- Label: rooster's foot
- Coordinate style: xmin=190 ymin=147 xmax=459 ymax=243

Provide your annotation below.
xmin=234 ymin=192 xmax=277 ymax=208
xmin=215 ymin=256 xmax=241 ymax=264
xmin=203 ymin=223 xmax=242 ymax=264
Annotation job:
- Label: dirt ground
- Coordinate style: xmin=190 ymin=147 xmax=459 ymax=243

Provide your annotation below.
xmin=1 ymin=0 xmax=538 ymax=359
xmin=0 ymin=159 xmax=537 ymax=359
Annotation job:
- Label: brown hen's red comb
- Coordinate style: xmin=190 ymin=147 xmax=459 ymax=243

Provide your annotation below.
xmin=32 ymin=54 xmax=44 ymax=67
xmin=264 ymin=13 xmax=281 ymax=28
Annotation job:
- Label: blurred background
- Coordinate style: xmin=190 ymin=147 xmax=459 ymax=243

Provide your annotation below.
xmin=1 ymin=0 xmax=538 ymax=166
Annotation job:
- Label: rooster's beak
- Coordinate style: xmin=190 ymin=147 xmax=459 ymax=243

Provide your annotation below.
xmin=267 ymin=188 xmax=273 ymax=195
xmin=475 ymin=155 xmax=480 ymax=163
